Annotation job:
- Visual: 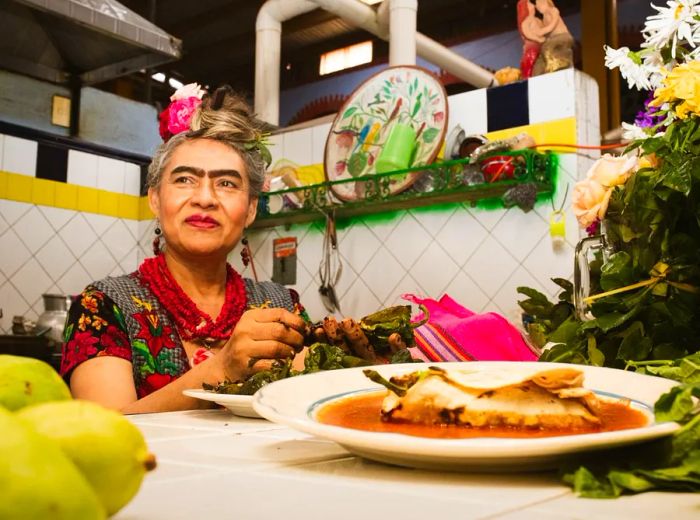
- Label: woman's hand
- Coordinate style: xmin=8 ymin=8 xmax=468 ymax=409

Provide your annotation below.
xmin=216 ymin=308 xmax=307 ymax=382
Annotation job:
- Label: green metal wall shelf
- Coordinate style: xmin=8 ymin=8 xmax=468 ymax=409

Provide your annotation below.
xmin=251 ymin=149 xmax=557 ymax=229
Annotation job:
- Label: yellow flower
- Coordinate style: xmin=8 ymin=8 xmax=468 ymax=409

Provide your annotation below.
xmin=650 ymin=61 xmax=700 ymax=118
xmin=78 ymin=314 xmax=92 ymax=331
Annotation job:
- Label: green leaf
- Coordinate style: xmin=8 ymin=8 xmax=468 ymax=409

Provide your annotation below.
xmin=422 ymin=127 xmax=439 ymax=143
xmin=617 ymin=322 xmax=652 ymax=361
xmin=342 ymin=106 xmax=358 ymax=119
xmin=599 ymin=252 xmax=635 ymax=291
xmin=347 ymin=152 xmax=368 ymax=177
xmin=565 ymin=466 xmax=619 ymax=498
xmin=587 ymin=335 xmax=605 ymax=366
xmin=654 ymin=383 xmax=700 ymax=423
xmin=132 ymin=340 xmax=155 ymax=374
xmin=662 ymin=163 xmax=692 ymax=194
xmin=411 ymin=96 xmax=422 ymax=118
xmin=112 ymin=304 xmax=126 ymax=330
xmin=63 ymin=322 xmax=74 ymax=342
xmin=548 ymin=316 xmax=580 ymax=344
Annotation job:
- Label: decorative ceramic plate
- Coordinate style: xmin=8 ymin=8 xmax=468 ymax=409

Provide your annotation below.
xmin=253 ymin=362 xmax=680 ymax=471
xmin=183 ymin=389 xmax=261 ymax=419
xmin=324 ymin=66 xmax=448 ymax=201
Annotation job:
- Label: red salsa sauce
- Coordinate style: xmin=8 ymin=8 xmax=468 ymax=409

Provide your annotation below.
xmin=316 ymin=391 xmax=649 ymax=439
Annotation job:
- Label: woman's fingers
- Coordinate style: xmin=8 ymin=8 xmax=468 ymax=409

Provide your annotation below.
xmin=246 ymin=340 xmax=296 ymax=362
xmin=249 ymin=307 xmax=307 ymax=333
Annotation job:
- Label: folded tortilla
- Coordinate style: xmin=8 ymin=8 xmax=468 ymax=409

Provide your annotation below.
xmin=379 ymin=366 xmax=603 ymax=429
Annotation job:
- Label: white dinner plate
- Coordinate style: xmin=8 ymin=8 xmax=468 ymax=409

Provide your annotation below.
xmin=252 ymin=361 xmax=681 ymax=471
xmin=183 ymin=389 xmax=261 ymax=418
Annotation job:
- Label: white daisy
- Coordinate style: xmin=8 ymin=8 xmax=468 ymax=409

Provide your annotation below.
xmin=642 ymin=1 xmax=700 ymax=58
xmin=642 ymin=49 xmax=670 ymax=89
xmin=621 ymin=122 xmax=649 ymax=141
xmin=605 ymin=46 xmax=653 ymax=90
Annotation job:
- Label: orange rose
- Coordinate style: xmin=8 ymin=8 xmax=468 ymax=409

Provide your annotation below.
xmin=571 ymin=154 xmax=637 ymax=228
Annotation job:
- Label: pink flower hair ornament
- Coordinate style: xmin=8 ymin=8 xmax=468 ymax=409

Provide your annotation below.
xmin=158 ymin=83 xmax=206 ymax=142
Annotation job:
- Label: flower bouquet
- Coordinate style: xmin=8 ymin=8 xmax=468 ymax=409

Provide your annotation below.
xmin=516 ymin=2 xmax=700 ymax=497
xmin=519 ymin=2 xmax=700 ymax=383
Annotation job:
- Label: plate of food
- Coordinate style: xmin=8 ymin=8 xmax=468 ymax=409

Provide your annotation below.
xmin=252 ymin=361 xmax=681 ymax=471
xmin=182 ymin=389 xmax=260 ymax=418
xmin=325 ymin=65 xmax=448 ymax=201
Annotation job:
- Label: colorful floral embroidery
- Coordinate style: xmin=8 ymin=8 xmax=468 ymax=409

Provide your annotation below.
xmin=61 ymin=277 xmax=308 ymax=398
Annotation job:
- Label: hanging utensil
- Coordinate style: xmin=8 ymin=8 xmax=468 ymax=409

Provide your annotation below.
xmin=318 ymin=210 xmax=343 ymax=314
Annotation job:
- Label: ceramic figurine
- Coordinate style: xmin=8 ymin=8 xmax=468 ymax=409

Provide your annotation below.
xmin=532 ymin=0 xmax=574 ymax=74
xmin=517 ymin=0 xmax=545 ymax=79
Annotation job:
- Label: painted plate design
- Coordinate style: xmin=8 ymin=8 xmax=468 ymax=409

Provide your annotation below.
xmin=324 ymin=66 xmax=448 ymax=201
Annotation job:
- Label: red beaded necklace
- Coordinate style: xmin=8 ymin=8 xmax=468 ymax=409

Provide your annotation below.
xmin=138 ymin=254 xmax=247 ymax=342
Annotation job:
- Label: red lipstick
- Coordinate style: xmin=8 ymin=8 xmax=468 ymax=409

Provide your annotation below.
xmin=185 ymin=214 xmax=219 ymax=228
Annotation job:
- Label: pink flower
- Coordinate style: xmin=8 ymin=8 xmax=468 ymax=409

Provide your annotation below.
xmin=433 ymin=111 xmax=444 ymax=123
xmin=335 ymin=161 xmax=346 ymax=175
xmin=167 ymin=97 xmax=202 ymax=135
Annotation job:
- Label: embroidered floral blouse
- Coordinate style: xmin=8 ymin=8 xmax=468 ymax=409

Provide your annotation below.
xmin=60 ymin=272 xmax=307 ymax=398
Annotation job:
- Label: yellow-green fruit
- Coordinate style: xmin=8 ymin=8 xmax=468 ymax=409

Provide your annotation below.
xmin=0 ymin=407 xmax=105 ymax=520
xmin=0 ymin=354 xmax=71 ymax=410
xmin=18 ymin=400 xmax=156 ymax=517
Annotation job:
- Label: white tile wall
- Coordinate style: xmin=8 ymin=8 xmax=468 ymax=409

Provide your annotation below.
xmin=281 ymin=128 xmax=313 ymax=166
xmin=124 ymin=163 xmax=142 ymax=196
xmin=527 ymin=69 xmax=576 ymax=123
xmin=67 ymin=150 xmax=99 ymax=188
xmin=447 ymin=88 xmax=488 ymax=137
xmin=0 ymin=200 xmax=142 ymax=333
xmin=2 ymin=135 xmax=37 ymax=176
xmin=96 ymin=156 xmax=125 ymax=193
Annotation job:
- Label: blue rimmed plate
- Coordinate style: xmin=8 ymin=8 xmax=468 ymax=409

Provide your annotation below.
xmin=253 ymin=361 xmax=680 ymax=471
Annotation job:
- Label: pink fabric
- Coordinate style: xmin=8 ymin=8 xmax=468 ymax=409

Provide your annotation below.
xmin=404 ymin=293 xmax=538 ymax=362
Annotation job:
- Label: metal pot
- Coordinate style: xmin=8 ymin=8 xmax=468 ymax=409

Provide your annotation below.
xmin=35 ymin=294 xmax=72 ymax=344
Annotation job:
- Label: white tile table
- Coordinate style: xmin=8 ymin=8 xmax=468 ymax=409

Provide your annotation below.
xmin=117 ymin=410 xmax=700 ymax=520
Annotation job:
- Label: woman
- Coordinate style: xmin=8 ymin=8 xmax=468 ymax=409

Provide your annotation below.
xmin=60 ymin=86 xmax=307 ymax=413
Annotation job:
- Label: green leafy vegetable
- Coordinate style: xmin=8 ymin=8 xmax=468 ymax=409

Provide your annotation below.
xmin=561 ymin=383 xmax=700 ymax=498
xmin=359 ymin=304 xmax=428 ymax=355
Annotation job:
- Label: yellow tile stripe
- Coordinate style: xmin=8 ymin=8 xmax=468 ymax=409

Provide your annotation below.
xmin=0 ymin=171 xmax=143 ymax=220
xmin=485 ymin=116 xmax=577 ymax=153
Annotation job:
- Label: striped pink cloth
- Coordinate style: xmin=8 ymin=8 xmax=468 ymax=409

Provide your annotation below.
xmin=404 ymin=294 xmax=539 ymax=362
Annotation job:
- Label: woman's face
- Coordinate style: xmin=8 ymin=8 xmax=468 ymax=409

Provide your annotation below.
xmin=148 ymin=138 xmax=257 ymax=260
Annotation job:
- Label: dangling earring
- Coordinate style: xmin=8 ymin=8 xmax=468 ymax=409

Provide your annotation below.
xmin=240 ymin=237 xmax=259 ymax=282
xmin=152 ymin=221 xmax=162 ymax=256
xmin=240 ymin=237 xmax=250 ymax=266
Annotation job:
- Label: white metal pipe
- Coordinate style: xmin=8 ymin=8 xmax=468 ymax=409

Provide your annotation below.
xmin=416 ymin=33 xmax=496 ymax=88
xmin=254 ymin=0 xmax=497 ymax=124
xmin=389 ymin=0 xmax=417 ymax=65
xmin=255 ymin=0 xmax=317 ymax=124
